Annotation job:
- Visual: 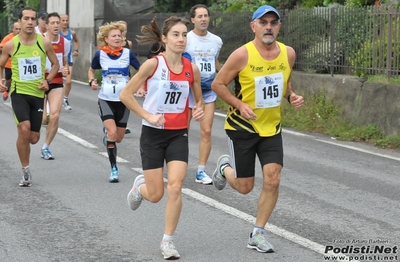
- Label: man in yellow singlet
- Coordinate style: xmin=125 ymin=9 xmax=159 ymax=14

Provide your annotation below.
xmin=0 ymin=7 xmax=59 ymax=187
xmin=211 ymin=5 xmax=304 ymax=253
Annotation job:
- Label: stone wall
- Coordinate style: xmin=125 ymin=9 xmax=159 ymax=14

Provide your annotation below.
xmin=292 ymin=72 xmax=400 ymax=136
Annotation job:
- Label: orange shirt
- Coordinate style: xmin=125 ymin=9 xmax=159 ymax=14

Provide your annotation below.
xmin=0 ymin=32 xmax=15 ymax=68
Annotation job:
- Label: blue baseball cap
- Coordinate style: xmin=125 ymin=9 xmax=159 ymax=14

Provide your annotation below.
xmin=252 ymin=5 xmax=280 ymax=21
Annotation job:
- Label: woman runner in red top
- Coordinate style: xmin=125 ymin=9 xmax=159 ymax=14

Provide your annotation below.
xmin=120 ymin=16 xmax=204 ymax=260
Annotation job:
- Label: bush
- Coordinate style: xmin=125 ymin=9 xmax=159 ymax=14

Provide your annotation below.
xmin=290 ymin=6 xmax=371 ymax=73
xmin=284 ymin=8 xmax=330 ymax=71
xmin=211 ymin=11 xmax=253 ymax=60
xmin=348 ymin=15 xmax=400 ymax=77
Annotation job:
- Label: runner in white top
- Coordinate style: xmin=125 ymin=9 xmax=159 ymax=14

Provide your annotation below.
xmin=185 ymin=4 xmax=223 ymax=184
xmin=88 ymin=21 xmax=140 ymax=183
xmin=34 ymin=11 xmax=47 ymax=34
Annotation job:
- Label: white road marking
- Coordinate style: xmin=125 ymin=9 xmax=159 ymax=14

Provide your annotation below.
xmin=216 ymin=110 xmax=399 ymax=162
xmin=3 ymin=103 xmax=98 ymax=149
xmin=128 ymin=170 xmax=355 ymax=260
xmin=315 ymin=139 xmax=400 ymax=162
xmin=58 ymin=128 xmax=98 ymax=149
xmin=189 ymin=187 xmax=355 ymax=261
xmin=131 ymin=167 xmax=143 ymax=173
xmin=283 ymin=128 xmax=314 ymax=137
xmin=0 ymin=89 xmax=378 ymax=260
xmin=182 ymin=188 xmax=330 ymax=254
xmin=98 ymin=152 xmax=129 ymax=162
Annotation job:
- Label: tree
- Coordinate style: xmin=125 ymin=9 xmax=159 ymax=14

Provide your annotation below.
xmin=4 ymin=0 xmax=24 ymax=30
xmin=3 ymin=0 xmax=40 ymax=31
xmin=154 ymin=0 xmax=216 ymax=13
xmin=1 ymin=0 xmax=6 ymax=11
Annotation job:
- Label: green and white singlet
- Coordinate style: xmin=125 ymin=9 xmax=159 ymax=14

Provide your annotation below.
xmin=11 ymin=34 xmax=47 ymax=98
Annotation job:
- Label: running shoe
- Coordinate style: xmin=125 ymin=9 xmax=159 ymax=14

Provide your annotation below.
xmin=127 ymin=175 xmax=145 ymax=211
xmin=102 ymin=127 xmax=107 ymax=147
xmin=160 ymin=239 xmax=180 ymax=260
xmin=3 ymin=91 xmax=9 ymax=101
xmin=63 ymin=99 xmax=72 ymax=110
xmin=212 ymin=154 xmax=231 ymax=190
xmin=41 ymin=148 xmax=55 ymax=160
xmin=247 ymin=229 xmax=274 ymax=253
xmin=195 ymin=170 xmax=212 ymax=185
xmin=19 ymin=168 xmax=32 ymax=187
xmin=109 ymin=166 xmax=119 ymax=183
xmin=125 ymin=127 xmax=131 ymax=134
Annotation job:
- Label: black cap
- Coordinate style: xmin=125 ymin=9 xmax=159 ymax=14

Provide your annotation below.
xmin=38 ymin=11 xmax=48 ymax=19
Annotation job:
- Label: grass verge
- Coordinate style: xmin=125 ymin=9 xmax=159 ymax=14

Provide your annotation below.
xmin=215 ymin=92 xmax=400 ymax=149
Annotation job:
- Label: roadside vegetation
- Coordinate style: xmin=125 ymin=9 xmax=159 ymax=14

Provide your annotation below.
xmin=215 ymin=79 xmax=400 ymax=150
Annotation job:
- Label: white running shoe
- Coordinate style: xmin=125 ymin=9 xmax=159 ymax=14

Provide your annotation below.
xmin=127 ymin=175 xmax=145 ymax=210
xmin=160 ymin=239 xmax=180 ymax=260
xmin=212 ymin=155 xmax=231 ymax=190
xmin=41 ymin=148 xmax=55 ymax=160
xmin=19 ymin=168 xmax=32 ymax=187
xmin=247 ymin=229 xmax=274 ymax=253
xmin=195 ymin=170 xmax=212 ymax=184
xmin=63 ymin=99 xmax=72 ymax=110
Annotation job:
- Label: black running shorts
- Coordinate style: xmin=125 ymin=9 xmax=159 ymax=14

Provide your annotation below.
xmin=140 ymin=125 xmax=189 ymax=170
xmin=225 ymin=130 xmax=283 ymax=178
xmin=11 ymin=92 xmax=44 ymax=132
xmin=45 ymin=83 xmax=63 ymax=95
xmin=98 ymin=99 xmax=130 ymax=128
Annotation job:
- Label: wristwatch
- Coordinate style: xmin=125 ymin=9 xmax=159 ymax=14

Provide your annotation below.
xmin=89 ymin=79 xmax=95 ymax=87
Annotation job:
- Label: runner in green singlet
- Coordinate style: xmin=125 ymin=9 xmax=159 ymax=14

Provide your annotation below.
xmin=0 ymin=7 xmax=60 ymax=187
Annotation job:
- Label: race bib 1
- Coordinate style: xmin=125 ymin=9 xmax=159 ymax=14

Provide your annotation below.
xmin=102 ymin=74 xmax=127 ymax=97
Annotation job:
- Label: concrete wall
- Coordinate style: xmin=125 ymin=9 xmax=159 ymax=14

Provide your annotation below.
xmin=45 ymin=0 xmax=95 ymax=84
xmin=47 ymin=0 xmax=66 ymax=14
xmin=292 ymin=72 xmax=400 ymax=136
xmin=45 ymin=0 xmax=154 ymax=83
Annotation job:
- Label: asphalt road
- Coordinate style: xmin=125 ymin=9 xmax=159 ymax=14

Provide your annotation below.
xmin=0 ymin=81 xmax=399 ymax=262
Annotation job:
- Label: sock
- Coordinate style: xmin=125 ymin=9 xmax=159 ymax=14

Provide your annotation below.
xmin=107 ymin=141 xmax=117 ymax=168
xmin=220 ymin=163 xmax=230 ymax=177
xmin=22 ymin=165 xmax=30 ymax=171
xmin=197 ymin=165 xmax=205 ymax=173
xmin=162 ymin=234 xmax=173 ymax=242
xmin=63 ymin=96 xmax=68 ymax=101
xmin=252 ymin=226 xmax=264 ymax=236
xmin=42 ymin=143 xmax=49 ymax=150
xmin=137 ymin=183 xmax=143 ymax=194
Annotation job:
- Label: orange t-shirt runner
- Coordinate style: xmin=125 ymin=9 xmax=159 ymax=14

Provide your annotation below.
xmin=0 ymin=32 xmax=15 ymax=68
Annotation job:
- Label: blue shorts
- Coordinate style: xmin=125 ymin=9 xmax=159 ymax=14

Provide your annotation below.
xmin=188 ymin=89 xmax=217 ymax=108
